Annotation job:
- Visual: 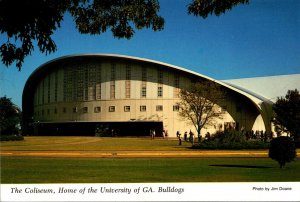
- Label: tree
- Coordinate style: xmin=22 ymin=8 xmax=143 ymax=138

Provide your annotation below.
xmin=0 ymin=0 xmax=164 ymax=70
xmin=0 ymin=96 xmax=21 ymax=135
xmin=178 ymin=81 xmax=226 ymax=137
xmin=188 ymin=0 xmax=249 ymax=18
xmin=272 ymin=89 xmax=300 ymax=140
xmin=0 ymin=0 xmax=249 ymax=71
xmin=269 ymin=136 xmax=297 ymax=168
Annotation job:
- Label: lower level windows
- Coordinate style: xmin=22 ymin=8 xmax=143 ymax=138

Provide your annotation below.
xmin=140 ymin=105 xmax=146 ymax=112
xmin=109 ymin=106 xmax=115 ymax=112
xmin=83 ymin=107 xmax=88 ymax=113
xmin=124 ymin=106 xmax=130 ymax=112
xmin=73 ymin=107 xmax=78 ymax=113
xmin=173 ymin=105 xmax=180 ymax=111
xmin=156 ymin=105 xmax=163 ymax=111
xmin=141 ymin=87 xmax=147 ymax=98
xmin=36 ymin=103 xmax=182 ymax=116
xmin=94 ymin=106 xmax=101 ymax=113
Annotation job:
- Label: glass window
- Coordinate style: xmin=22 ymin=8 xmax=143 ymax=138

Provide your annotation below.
xmin=173 ymin=105 xmax=180 ymax=111
xmin=110 ymin=64 xmax=116 ymax=99
xmin=73 ymin=107 xmax=78 ymax=113
xmin=94 ymin=106 xmax=101 ymax=113
xmin=141 ymin=86 xmax=146 ymax=98
xmin=156 ymin=105 xmax=163 ymax=111
xmin=157 ymin=69 xmax=163 ymax=84
xmin=174 ymin=74 xmax=180 ymax=98
xmin=125 ymin=80 xmax=130 ymax=98
xmin=83 ymin=107 xmax=88 ymax=113
xmin=110 ymin=83 xmax=115 ymax=99
xmin=157 ymin=86 xmax=163 ymax=97
xmin=140 ymin=105 xmax=146 ymax=112
xmin=109 ymin=106 xmax=115 ymax=112
xmin=124 ymin=106 xmax=130 ymax=112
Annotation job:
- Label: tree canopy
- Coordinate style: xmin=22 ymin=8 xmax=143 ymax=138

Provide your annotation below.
xmin=178 ymin=81 xmax=226 ymax=136
xmin=187 ymin=0 xmax=249 ymax=18
xmin=0 ymin=0 xmax=249 ymax=70
xmin=269 ymin=136 xmax=296 ymax=168
xmin=272 ymin=89 xmax=300 ymax=140
xmin=0 ymin=96 xmax=21 ymax=136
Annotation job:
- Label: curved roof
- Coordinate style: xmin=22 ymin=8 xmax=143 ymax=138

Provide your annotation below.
xmin=23 ymin=53 xmax=267 ymax=109
xmin=224 ymin=74 xmax=300 ymax=103
xmin=22 ymin=53 xmax=275 ymax=134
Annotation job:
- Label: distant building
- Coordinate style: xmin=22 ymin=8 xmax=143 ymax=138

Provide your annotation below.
xmin=23 ymin=54 xmax=281 ymax=137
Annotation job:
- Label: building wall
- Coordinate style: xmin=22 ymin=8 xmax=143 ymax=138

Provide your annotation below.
xmin=30 ymin=58 xmax=262 ymax=137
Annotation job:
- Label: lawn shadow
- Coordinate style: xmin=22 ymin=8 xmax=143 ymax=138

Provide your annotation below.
xmin=209 ymin=164 xmax=272 ymax=169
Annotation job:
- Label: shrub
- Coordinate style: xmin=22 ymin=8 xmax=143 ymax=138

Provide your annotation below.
xmin=0 ymin=135 xmax=24 ymax=141
xmin=192 ymin=130 xmax=269 ymax=150
xmin=214 ymin=130 xmax=247 ymax=144
xmin=269 ymin=136 xmax=297 ymax=168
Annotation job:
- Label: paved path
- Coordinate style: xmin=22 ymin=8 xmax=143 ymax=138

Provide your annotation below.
xmin=0 ymin=150 xmax=272 ymax=158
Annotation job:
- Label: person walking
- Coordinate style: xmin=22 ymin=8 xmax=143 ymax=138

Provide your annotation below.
xmin=189 ymin=130 xmax=195 ymax=145
xmin=184 ymin=131 xmax=188 ymax=141
xmin=150 ymin=129 xmax=154 ymax=139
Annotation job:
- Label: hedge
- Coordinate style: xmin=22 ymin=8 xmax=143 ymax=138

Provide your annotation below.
xmin=192 ymin=130 xmax=270 ymax=150
xmin=0 ymin=135 xmax=24 ymax=141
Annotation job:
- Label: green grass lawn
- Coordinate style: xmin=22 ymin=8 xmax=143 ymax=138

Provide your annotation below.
xmin=0 ymin=136 xmax=192 ymax=151
xmin=1 ymin=157 xmax=300 ymax=183
xmin=1 ymin=136 xmax=300 ymax=183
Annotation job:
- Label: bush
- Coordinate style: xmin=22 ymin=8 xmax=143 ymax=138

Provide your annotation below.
xmin=192 ymin=130 xmax=269 ymax=150
xmin=212 ymin=130 xmax=247 ymax=144
xmin=269 ymin=136 xmax=297 ymax=168
xmin=0 ymin=135 xmax=24 ymax=141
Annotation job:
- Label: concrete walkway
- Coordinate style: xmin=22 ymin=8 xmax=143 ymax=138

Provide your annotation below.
xmin=0 ymin=150 xmax=272 ymax=158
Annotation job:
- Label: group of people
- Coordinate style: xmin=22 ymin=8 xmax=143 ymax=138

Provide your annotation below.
xmin=150 ymin=129 xmax=169 ymax=139
xmin=176 ymin=130 xmax=195 ymax=145
xmin=149 ymin=128 xmax=201 ymax=145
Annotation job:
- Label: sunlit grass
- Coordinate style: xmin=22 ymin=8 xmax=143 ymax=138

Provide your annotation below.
xmin=0 ymin=136 xmax=192 ymax=151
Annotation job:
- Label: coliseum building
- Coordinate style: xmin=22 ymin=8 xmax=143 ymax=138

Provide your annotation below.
xmin=22 ymin=54 xmax=273 ymax=137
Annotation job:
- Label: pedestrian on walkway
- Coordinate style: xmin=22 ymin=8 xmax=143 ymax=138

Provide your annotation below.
xmin=176 ymin=131 xmax=180 ymax=138
xmin=189 ymin=130 xmax=195 ymax=145
xmin=165 ymin=130 xmax=168 ymax=139
xmin=150 ymin=129 xmax=155 ymax=139
xmin=184 ymin=131 xmax=188 ymax=141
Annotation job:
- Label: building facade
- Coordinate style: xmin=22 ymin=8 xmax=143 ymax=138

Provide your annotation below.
xmin=22 ymin=54 xmax=272 ymax=137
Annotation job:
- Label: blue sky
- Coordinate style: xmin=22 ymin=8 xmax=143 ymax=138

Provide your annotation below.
xmin=1 ymin=0 xmax=300 ymax=107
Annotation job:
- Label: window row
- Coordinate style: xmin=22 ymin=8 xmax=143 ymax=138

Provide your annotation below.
xmin=34 ymin=105 xmax=180 ymax=116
